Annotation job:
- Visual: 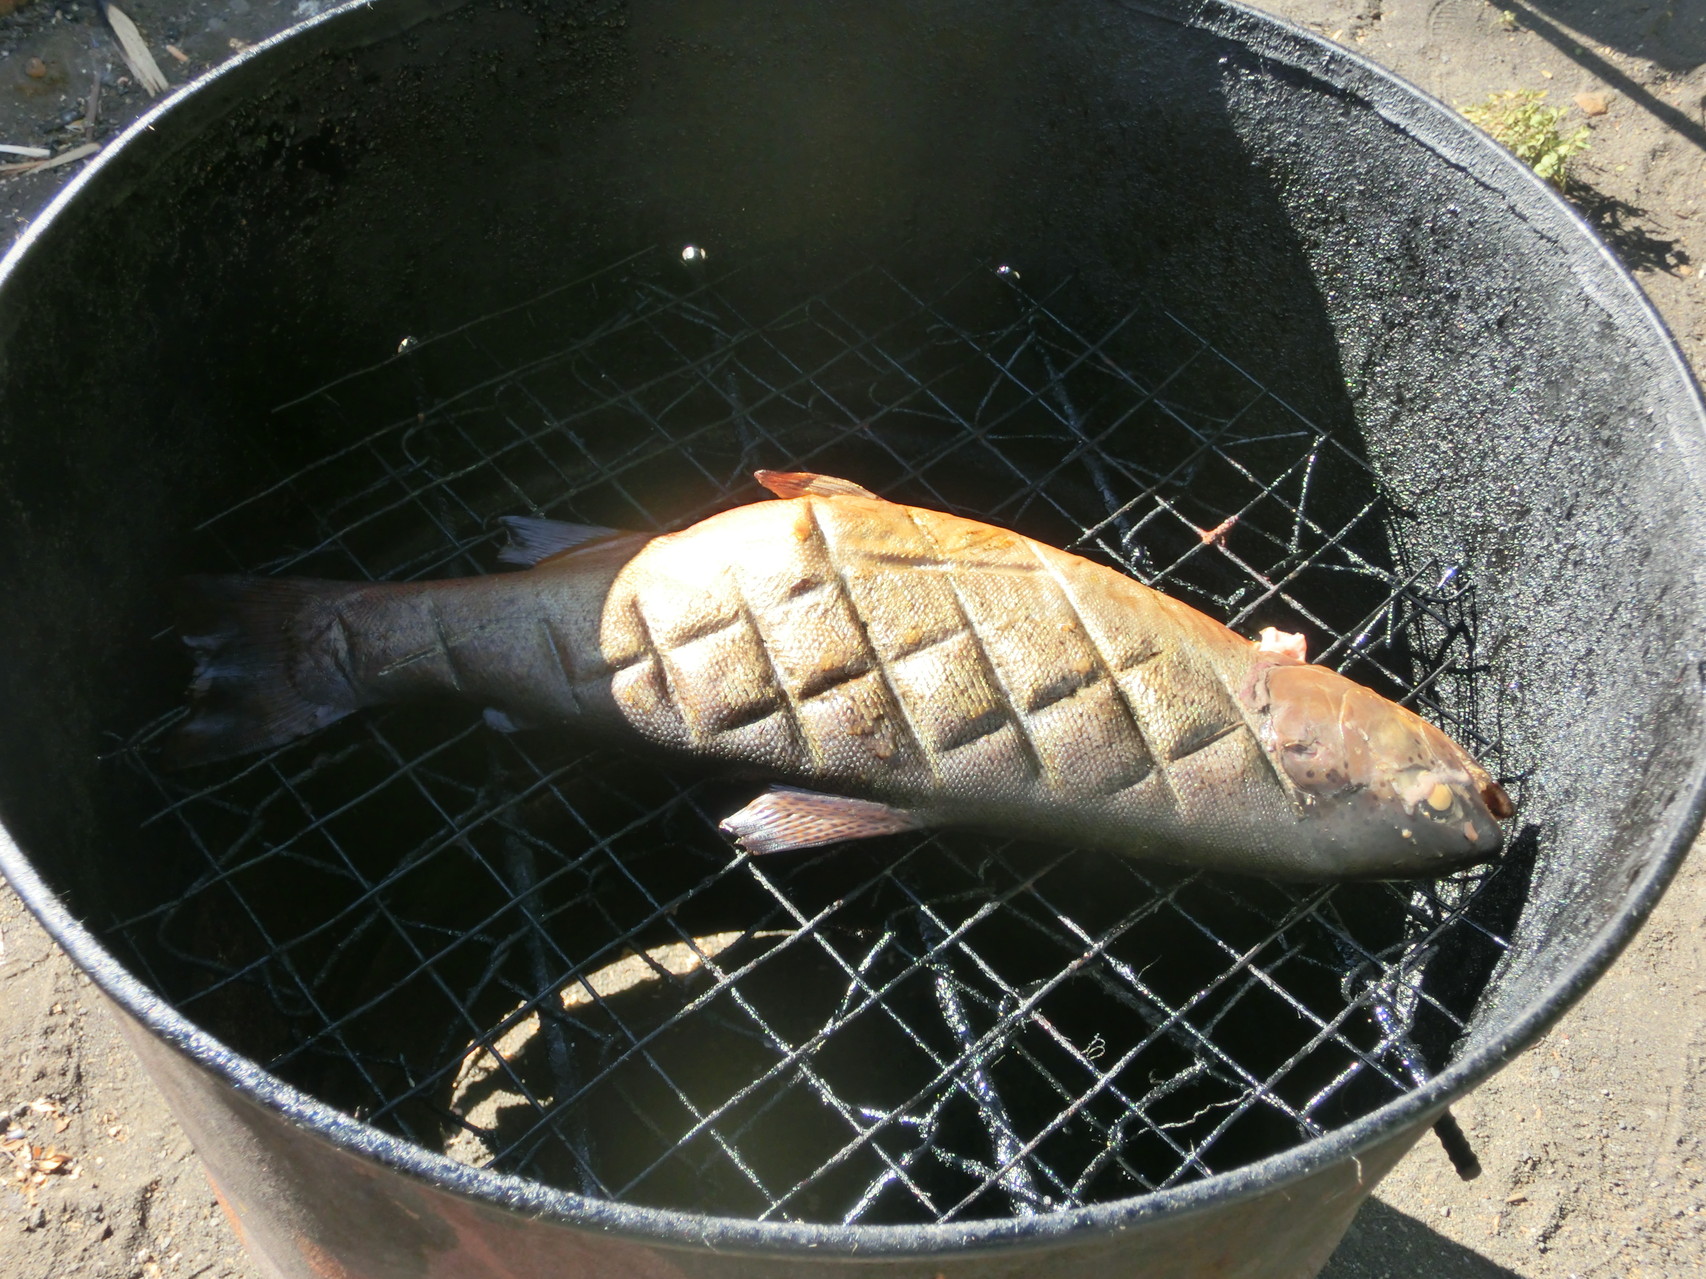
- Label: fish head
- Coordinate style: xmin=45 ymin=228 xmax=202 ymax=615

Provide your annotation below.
xmin=1259 ymin=662 xmax=1513 ymax=878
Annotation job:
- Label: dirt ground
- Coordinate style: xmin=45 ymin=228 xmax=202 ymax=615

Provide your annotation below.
xmin=0 ymin=1 xmax=1703 ymax=1276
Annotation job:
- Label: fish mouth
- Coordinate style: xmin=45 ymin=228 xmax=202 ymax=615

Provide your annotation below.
xmin=1322 ymin=778 xmax=1507 ymax=880
xmin=1477 ymin=775 xmax=1516 ymax=821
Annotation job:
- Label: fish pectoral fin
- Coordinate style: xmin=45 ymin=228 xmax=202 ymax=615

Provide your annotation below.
xmin=719 ymin=787 xmax=925 ymax=854
xmin=753 ymin=470 xmax=881 ymax=501
xmin=497 ymin=516 xmax=623 ymax=567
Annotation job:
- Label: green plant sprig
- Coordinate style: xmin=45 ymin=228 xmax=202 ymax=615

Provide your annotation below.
xmin=1461 ymin=89 xmax=1592 ymax=189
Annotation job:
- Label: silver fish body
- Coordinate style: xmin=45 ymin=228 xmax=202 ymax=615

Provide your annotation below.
xmin=172 ymin=472 xmax=1511 ymax=879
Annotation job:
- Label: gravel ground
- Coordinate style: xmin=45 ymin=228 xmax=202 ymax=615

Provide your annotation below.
xmin=1 ymin=2 xmax=1702 ymax=1276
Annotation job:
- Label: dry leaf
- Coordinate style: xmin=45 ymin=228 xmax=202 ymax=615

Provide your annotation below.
xmin=104 ymin=3 xmax=170 ymax=96
xmin=28 ymin=1097 xmax=72 ymax=1133
xmin=0 ymin=144 xmax=52 ymax=159
xmin=32 ymin=1147 xmax=71 ymax=1175
xmin=1573 ymin=91 xmax=1608 ymax=117
xmin=5 ymin=1137 xmax=75 ymax=1205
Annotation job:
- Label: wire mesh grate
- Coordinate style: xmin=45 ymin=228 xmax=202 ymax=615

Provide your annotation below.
xmin=105 ymin=245 xmax=1520 ymax=1224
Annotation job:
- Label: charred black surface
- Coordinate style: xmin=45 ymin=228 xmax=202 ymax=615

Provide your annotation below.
xmin=0 ymin=0 xmax=1702 ymax=1275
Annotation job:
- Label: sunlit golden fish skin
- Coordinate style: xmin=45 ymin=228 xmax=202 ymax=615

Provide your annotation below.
xmin=171 ymin=471 xmax=1511 ymax=880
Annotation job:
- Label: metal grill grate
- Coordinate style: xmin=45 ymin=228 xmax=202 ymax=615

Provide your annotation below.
xmin=106 ymin=246 xmax=1520 ymax=1225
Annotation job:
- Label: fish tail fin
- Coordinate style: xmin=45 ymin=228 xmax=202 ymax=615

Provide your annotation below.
xmin=165 ymin=575 xmax=365 ymax=768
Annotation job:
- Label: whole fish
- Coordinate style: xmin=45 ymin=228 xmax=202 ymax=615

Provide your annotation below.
xmin=171 ymin=470 xmax=1511 ymax=879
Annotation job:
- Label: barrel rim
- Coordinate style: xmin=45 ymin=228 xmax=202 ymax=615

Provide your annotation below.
xmin=2 ymin=0 xmax=1702 ymax=1256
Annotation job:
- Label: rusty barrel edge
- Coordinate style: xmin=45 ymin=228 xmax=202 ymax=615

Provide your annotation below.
xmin=106 ymin=991 xmax=1429 ymax=1279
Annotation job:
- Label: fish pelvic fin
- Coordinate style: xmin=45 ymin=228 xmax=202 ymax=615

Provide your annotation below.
xmin=753 ymin=470 xmax=881 ymax=501
xmin=165 ymin=576 xmax=364 ymax=768
xmin=497 ymin=515 xmax=623 ymax=567
xmin=719 ymin=786 xmax=925 ymax=854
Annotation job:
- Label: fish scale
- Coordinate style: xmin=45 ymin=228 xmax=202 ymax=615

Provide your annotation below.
xmin=168 ymin=470 xmax=1512 ymax=880
xmin=606 ymin=496 xmax=1292 ymax=837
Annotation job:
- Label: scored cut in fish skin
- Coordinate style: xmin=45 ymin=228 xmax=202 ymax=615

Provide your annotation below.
xmin=594 ymin=490 xmax=1481 ymax=878
xmin=606 ymin=495 xmax=1277 ymax=821
xmin=170 ymin=473 xmax=1512 ymax=880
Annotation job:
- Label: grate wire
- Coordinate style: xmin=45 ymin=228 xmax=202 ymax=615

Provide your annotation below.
xmin=104 ymin=245 xmax=1520 ymax=1225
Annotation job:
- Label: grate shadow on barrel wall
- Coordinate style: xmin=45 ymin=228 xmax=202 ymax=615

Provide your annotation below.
xmin=102 ymin=246 xmax=1523 ymax=1225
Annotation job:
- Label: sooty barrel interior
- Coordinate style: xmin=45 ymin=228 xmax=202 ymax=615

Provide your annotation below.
xmin=0 ymin=0 xmax=1701 ymax=1231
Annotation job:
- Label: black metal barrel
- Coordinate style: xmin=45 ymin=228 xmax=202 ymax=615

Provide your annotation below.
xmin=1 ymin=1 xmax=1702 ymax=1276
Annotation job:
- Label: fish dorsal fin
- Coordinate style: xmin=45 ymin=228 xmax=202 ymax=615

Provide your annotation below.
xmin=497 ymin=515 xmax=622 ymax=567
xmin=753 ymin=470 xmax=881 ymax=501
